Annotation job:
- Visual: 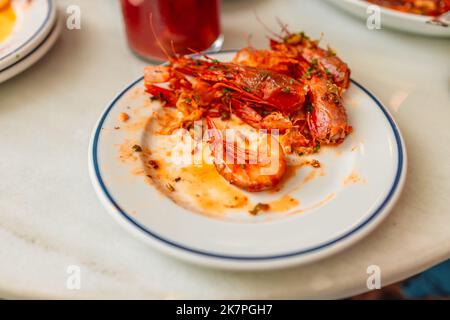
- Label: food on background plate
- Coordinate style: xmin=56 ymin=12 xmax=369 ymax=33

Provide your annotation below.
xmin=365 ymin=0 xmax=450 ymax=16
xmin=143 ymin=29 xmax=352 ymax=198
xmin=0 ymin=0 xmax=16 ymax=43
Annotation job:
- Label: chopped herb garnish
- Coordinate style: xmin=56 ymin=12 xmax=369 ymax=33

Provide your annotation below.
xmin=249 ymin=203 xmax=270 ymax=215
xmin=148 ymin=160 xmax=159 ymax=170
xmin=313 ymin=143 xmax=321 ymax=154
xmin=195 ymin=60 xmax=202 ymax=66
xmin=303 ymin=70 xmax=311 ymax=79
xmin=305 ymin=102 xmax=314 ymax=113
xmin=311 ymin=159 xmax=321 ymax=168
xmin=283 ymin=32 xmax=308 ymax=45
xmin=208 ymin=66 xmax=215 ymax=70
xmin=212 ymin=59 xmax=220 ymax=64
xmin=243 ymin=87 xmax=251 ymax=93
xmin=260 ymin=109 xmax=271 ymax=116
xmin=289 ymin=79 xmax=295 ymax=85
xmin=304 ymin=59 xmax=320 ymax=79
xmin=327 ymin=45 xmax=337 ymax=56
xmin=184 ymin=98 xmax=192 ymax=104
xmin=240 ymin=164 xmax=246 ymax=169
xmin=282 ymin=87 xmax=291 ymax=93
xmin=185 ymin=121 xmax=194 ymax=131
xmin=325 ymin=68 xmax=332 ymax=75
xmin=221 ymin=110 xmax=231 ymax=121
xmin=132 ymin=145 xmax=142 ymax=152
xmin=304 ymin=66 xmax=318 ymax=79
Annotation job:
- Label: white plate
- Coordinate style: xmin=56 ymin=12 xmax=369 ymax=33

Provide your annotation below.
xmin=0 ymin=13 xmax=60 ymax=83
xmin=0 ymin=0 xmax=56 ymax=69
xmin=89 ymin=51 xmax=407 ymax=270
xmin=326 ymin=0 xmax=450 ymax=37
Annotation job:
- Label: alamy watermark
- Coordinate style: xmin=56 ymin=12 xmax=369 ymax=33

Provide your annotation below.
xmin=366 ymin=265 xmax=381 ymax=290
xmin=367 ymin=5 xmax=382 ymax=30
xmin=66 ymin=5 xmax=81 ymax=30
xmin=159 ymin=124 xmax=282 ymax=175
xmin=66 ymin=265 xmax=81 ymax=290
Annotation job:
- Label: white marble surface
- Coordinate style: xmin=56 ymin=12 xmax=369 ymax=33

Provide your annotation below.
xmin=0 ymin=0 xmax=449 ymax=299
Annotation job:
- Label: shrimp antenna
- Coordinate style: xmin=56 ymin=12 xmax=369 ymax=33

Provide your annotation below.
xmin=318 ymin=32 xmax=324 ymax=44
xmin=187 ymin=48 xmax=215 ymax=61
xmin=149 ymin=13 xmax=172 ymax=61
xmin=253 ymin=10 xmax=283 ymax=40
xmin=276 ymin=17 xmax=291 ymax=37
xmin=170 ymin=40 xmax=178 ymax=57
xmin=245 ymin=33 xmax=254 ymax=48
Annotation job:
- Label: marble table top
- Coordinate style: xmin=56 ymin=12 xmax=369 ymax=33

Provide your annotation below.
xmin=0 ymin=0 xmax=449 ymax=299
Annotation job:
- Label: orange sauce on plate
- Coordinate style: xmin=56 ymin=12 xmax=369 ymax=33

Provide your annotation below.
xmin=0 ymin=0 xmax=16 ymax=43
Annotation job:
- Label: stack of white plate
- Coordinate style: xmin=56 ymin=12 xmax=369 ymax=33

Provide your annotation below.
xmin=0 ymin=0 xmax=61 ymax=83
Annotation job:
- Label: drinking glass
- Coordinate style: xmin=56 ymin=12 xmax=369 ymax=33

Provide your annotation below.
xmin=120 ymin=0 xmax=223 ymax=62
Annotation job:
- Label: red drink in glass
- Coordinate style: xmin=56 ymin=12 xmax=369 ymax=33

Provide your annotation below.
xmin=120 ymin=0 xmax=222 ymax=61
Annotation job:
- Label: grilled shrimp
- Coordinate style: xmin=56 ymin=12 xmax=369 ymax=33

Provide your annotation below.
xmin=206 ymin=117 xmax=286 ymax=192
xmin=270 ymin=32 xmax=351 ymax=90
xmin=143 ymin=31 xmax=353 ymax=193
xmin=230 ymin=99 xmax=293 ymax=132
xmin=233 ymin=46 xmax=352 ymax=146
xmin=307 ymin=75 xmax=352 ymax=144
xmin=171 ymin=56 xmax=307 ymax=115
xmin=234 ymin=47 xmax=309 ymax=79
xmin=144 ymin=55 xmax=307 ymax=131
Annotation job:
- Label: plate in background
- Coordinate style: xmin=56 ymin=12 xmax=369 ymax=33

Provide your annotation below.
xmin=326 ymin=0 xmax=450 ymax=37
xmin=0 ymin=11 xmax=60 ymax=83
xmin=0 ymin=0 xmax=56 ymax=69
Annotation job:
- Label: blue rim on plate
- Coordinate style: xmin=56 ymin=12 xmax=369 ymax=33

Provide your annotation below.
xmin=91 ymin=53 xmax=405 ymax=261
xmin=0 ymin=0 xmax=53 ymax=63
